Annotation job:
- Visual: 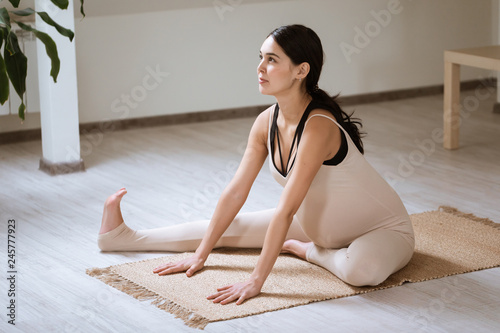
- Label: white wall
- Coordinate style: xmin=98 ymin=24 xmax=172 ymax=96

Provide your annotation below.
xmin=0 ymin=0 xmax=494 ymax=133
xmin=495 ymin=0 xmax=500 ymax=102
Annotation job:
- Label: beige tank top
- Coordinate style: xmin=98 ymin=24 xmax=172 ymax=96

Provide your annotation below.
xmin=267 ymin=103 xmax=414 ymax=249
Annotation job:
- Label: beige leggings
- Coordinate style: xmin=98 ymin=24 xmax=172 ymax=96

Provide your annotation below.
xmin=98 ymin=208 xmax=413 ymax=286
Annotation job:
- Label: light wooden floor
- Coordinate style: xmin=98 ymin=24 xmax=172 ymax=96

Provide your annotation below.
xmin=1 ymin=91 xmax=499 ymax=332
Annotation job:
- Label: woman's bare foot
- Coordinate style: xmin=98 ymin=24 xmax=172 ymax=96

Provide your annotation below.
xmin=281 ymin=239 xmax=312 ymax=260
xmin=99 ymin=188 xmax=128 ymax=234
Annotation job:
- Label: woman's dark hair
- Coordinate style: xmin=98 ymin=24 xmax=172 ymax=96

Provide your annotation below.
xmin=268 ymin=25 xmax=365 ymax=154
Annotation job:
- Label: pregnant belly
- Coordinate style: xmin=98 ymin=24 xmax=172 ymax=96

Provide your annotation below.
xmin=296 ymin=191 xmax=392 ymax=248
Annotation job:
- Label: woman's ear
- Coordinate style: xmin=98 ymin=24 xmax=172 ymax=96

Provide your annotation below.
xmin=297 ymin=62 xmax=310 ymax=80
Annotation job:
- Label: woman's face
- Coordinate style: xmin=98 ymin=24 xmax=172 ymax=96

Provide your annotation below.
xmin=257 ymin=36 xmax=301 ymax=96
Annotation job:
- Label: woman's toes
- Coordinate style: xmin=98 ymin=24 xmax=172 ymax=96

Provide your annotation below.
xmin=104 ymin=189 xmax=127 ymax=208
xmin=281 ymin=239 xmax=310 ymax=260
xmin=116 ymin=188 xmax=127 ymax=198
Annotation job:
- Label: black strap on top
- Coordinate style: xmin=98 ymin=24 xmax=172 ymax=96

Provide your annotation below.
xmin=271 ymin=103 xmax=312 ymax=177
xmin=276 ymin=124 xmax=296 ymax=175
xmin=270 ymin=101 xmax=348 ymax=177
xmin=324 ymin=129 xmax=347 ymax=165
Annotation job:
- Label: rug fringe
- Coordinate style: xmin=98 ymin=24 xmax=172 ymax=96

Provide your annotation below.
xmin=86 ymin=267 xmax=210 ymax=329
xmin=438 ymin=206 xmax=499 ymax=229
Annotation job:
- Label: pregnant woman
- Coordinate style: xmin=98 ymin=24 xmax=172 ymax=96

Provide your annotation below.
xmin=98 ymin=24 xmax=414 ymax=306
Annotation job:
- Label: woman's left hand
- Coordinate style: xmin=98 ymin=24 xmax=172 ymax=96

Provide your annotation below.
xmin=207 ymin=279 xmax=262 ymax=305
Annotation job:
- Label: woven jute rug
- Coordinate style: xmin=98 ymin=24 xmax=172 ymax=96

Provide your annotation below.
xmin=87 ymin=207 xmax=500 ymax=329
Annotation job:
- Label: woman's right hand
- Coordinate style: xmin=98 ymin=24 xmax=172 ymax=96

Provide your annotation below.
xmin=153 ymin=255 xmax=206 ymax=277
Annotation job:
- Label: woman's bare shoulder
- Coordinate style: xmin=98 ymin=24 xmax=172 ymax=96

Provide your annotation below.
xmin=254 ymin=104 xmax=275 ymax=130
xmin=303 ymin=107 xmax=341 ymax=144
xmin=309 ymin=107 xmax=336 ymax=120
xmin=258 ymin=104 xmax=275 ymax=121
xmin=249 ymin=104 xmax=275 ymax=146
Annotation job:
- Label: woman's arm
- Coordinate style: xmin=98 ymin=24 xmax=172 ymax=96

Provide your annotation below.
xmin=153 ymin=109 xmax=271 ymax=276
xmin=193 ymin=110 xmax=269 ymax=259
xmin=208 ymin=111 xmax=341 ymax=304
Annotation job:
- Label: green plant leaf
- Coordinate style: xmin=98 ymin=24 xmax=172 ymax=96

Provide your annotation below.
xmin=0 ymin=7 xmax=12 ymax=28
xmin=0 ymin=30 xmax=10 ymax=105
xmin=37 ymin=12 xmax=74 ymax=41
xmin=8 ymin=0 xmax=21 ymax=8
xmin=18 ymin=101 xmax=25 ymax=120
xmin=0 ymin=54 xmax=9 ymax=105
xmin=3 ymin=32 xmax=27 ymax=120
xmin=80 ymin=0 xmax=86 ymax=18
xmin=5 ymin=29 xmax=22 ymax=56
xmin=10 ymin=8 xmax=36 ymax=16
xmin=17 ymin=22 xmax=60 ymax=82
xmin=10 ymin=9 xmax=74 ymax=41
xmin=50 ymin=0 xmax=69 ymax=10
xmin=4 ymin=32 xmax=27 ymax=96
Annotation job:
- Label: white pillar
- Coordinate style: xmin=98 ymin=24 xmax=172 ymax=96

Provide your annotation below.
xmin=35 ymin=0 xmax=84 ymax=174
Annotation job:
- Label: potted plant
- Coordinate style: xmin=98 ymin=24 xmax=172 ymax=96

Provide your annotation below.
xmin=0 ymin=0 xmax=84 ymax=120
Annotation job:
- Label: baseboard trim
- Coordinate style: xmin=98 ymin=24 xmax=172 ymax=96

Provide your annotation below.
xmin=1 ymin=78 xmax=495 ymax=145
xmin=0 ymin=128 xmax=42 ymax=145
xmin=39 ymin=158 xmax=86 ymax=176
xmin=338 ymin=79 xmax=495 ymax=105
xmin=79 ymin=105 xmax=267 ymax=134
